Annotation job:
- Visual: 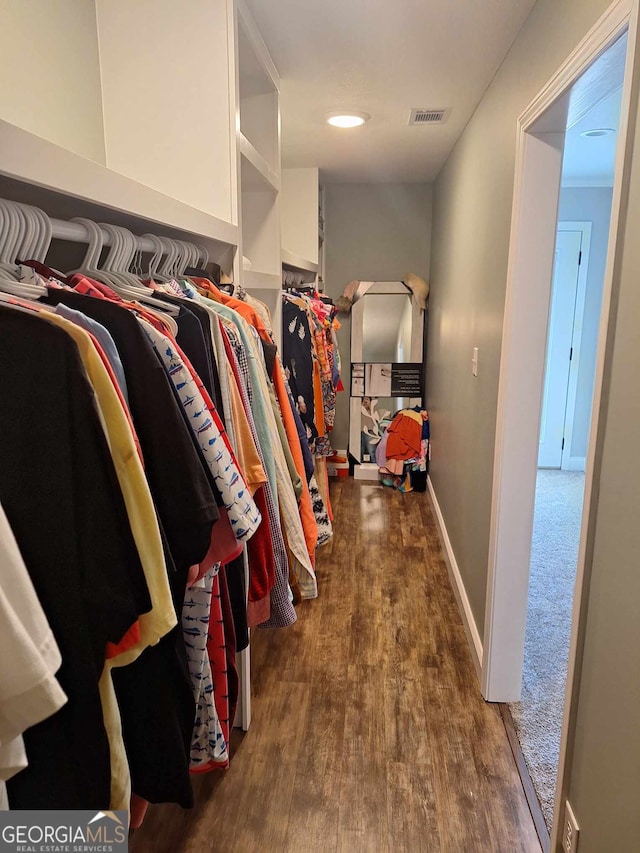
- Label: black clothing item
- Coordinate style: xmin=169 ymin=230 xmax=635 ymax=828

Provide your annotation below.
xmin=0 ymin=307 xmax=149 ymax=809
xmin=225 ymin=555 xmax=249 ymax=652
xmin=175 ymin=304 xmax=215 ymax=399
xmin=261 ymin=338 xmax=278 ymax=380
xmin=282 ymin=300 xmax=317 ymax=441
xmin=219 ymin=565 xmax=238 ymax=726
xmin=184 ymin=263 xmax=220 ymax=286
xmin=42 ymin=290 xmax=219 ymax=571
xmin=285 ymin=379 xmax=315 ymax=483
xmin=110 ymin=624 xmax=195 ymax=806
xmin=41 ymin=290 xmax=220 ymax=806
xmin=156 ymin=294 xmax=224 ymax=415
xmin=409 ymin=470 xmax=428 ymax=492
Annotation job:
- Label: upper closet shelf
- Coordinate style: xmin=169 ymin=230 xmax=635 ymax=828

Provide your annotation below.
xmin=281 ymin=249 xmax=319 ymax=274
xmin=242 ymin=270 xmax=282 ymax=291
xmin=237 ymin=0 xmax=279 ymax=97
xmin=0 ymin=120 xmax=239 ymax=254
xmin=239 ymin=134 xmax=280 ymax=193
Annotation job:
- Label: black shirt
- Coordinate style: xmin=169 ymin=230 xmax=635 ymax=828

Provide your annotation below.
xmin=0 ymin=307 xmax=149 ymax=808
xmin=40 ymin=291 xmax=221 ymax=806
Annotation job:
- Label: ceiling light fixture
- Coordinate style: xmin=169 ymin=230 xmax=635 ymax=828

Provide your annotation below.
xmin=580 ymin=127 xmax=616 ymax=138
xmin=326 ymin=111 xmax=370 ymax=128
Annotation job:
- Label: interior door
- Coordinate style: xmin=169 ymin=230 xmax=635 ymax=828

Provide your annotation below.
xmin=538 ymin=229 xmax=582 ymax=468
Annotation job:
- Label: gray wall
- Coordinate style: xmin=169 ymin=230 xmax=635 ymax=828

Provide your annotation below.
xmin=427 ymin=0 xmax=613 ymax=639
xmin=428 ymin=0 xmax=640 ymax=848
xmin=558 ymin=187 xmax=613 ymax=460
xmin=324 ymin=182 xmax=432 ymax=449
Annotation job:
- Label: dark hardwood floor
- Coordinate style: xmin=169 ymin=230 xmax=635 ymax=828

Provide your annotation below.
xmin=131 ymin=478 xmax=541 ymax=852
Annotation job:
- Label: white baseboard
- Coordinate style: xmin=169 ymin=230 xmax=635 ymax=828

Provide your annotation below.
xmin=427 ymin=476 xmax=483 ymax=681
xmin=563 ymin=456 xmax=586 ymax=472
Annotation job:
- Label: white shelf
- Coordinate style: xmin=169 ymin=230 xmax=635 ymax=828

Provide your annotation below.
xmin=281 ymin=249 xmax=319 ymax=274
xmin=237 ymin=0 xmax=280 ymax=96
xmin=239 ymin=133 xmax=280 ymax=192
xmin=242 ymin=270 xmax=282 ymax=290
xmin=0 ymin=120 xmax=238 ymax=255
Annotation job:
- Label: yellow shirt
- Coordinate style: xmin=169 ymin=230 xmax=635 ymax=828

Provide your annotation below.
xmin=37 ymin=310 xmax=176 ymax=810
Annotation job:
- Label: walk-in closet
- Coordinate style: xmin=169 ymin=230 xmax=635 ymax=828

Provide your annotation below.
xmin=2 ymin=2 xmax=639 ymax=852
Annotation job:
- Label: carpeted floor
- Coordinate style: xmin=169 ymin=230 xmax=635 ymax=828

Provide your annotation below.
xmin=509 ymin=468 xmax=585 ymax=830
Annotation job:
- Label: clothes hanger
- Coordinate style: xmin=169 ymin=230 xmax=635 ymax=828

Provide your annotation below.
xmin=14 ymin=203 xmax=36 ymax=262
xmin=106 ymin=225 xmax=155 ymax=292
xmin=69 ymin=217 xmax=107 ymax=281
xmin=173 ymin=240 xmax=189 ymax=278
xmin=96 ymin=223 xmax=153 ymax=295
xmin=0 ymin=200 xmax=23 ymax=279
xmin=0 ymin=202 xmax=50 ymax=294
xmin=110 ymin=227 xmax=181 ymax=315
xmin=84 ymin=221 xmax=124 ymax=289
xmin=32 ymin=204 xmax=53 ymax=263
xmin=155 ymin=236 xmax=180 ymax=283
xmin=143 ymin=232 xmax=165 ymax=283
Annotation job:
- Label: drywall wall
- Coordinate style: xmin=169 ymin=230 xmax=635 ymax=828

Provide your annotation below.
xmin=427 ymin=0 xmax=614 ymax=638
xmin=429 ymin=0 xmax=640 ymax=847
xmin=324 ymin=182 xmax=432 ymax=450
xmin=558 ymin=187 xmax=613 ymax=461
xmin=0 ymin=0 xmax=105 ymax=163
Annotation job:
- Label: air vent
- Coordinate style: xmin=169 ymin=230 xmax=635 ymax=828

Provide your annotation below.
xmin=409 ymin=108 xmax=449 ymax=126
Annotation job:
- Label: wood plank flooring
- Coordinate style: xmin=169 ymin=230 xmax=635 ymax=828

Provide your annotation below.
xmin=130 ymin=479 xmax=541 ymax=852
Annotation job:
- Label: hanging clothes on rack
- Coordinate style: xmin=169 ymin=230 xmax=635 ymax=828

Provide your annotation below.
xmin=0 ymin=204 xmax=337 ymax=818
xmin=282 ymin=288 xmax=343 ymax=456
xmin=281 ymin=288 xmax=343 ymax=539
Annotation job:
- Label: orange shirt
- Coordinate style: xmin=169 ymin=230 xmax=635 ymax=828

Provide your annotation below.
xmin=192 ymin=280 xmax=319 ymax=561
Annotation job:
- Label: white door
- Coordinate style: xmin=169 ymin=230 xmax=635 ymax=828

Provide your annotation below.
xmin=538 ymin=229 xmax=582 ymax=468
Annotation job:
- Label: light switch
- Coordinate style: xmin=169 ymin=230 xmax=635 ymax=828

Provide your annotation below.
xmin=472 ymin=347 xmax=479 ymax=377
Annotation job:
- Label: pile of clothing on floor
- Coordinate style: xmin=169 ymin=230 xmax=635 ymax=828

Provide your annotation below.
xmin=376 ymin=407 xmax=430 ymax=493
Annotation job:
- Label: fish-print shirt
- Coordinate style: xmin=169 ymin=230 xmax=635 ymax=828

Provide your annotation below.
xmin=142 ymin=322 xmax=261 ymax=543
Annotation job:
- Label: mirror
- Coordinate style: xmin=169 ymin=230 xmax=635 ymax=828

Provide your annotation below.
xmin=349 ymin=281 xmax=425 ymax=472
xmin=362 ymin=293 xmax=413 ymax=363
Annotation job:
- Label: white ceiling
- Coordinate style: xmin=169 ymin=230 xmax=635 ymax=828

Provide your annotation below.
xmin=245 ymin=0 xmax=538 ymax=183
xmin=562 ymin=87 xmax=623 ymax=186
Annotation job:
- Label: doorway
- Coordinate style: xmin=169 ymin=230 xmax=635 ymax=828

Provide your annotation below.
xmin=481 ymin=2 xmax=637 ymax=849
xmin=509 ymin=109 xmax=620 ymax=833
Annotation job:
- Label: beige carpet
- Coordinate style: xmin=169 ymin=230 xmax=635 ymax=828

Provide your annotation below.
xmin=509 ymin=469 xmax=585 ymax=829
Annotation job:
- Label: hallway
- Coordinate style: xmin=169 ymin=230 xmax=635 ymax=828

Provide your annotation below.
xmin=131 ymin=479 xmax=540 ymax=852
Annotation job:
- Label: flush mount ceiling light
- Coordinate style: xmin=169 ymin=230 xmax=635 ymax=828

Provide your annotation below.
xmin=326 ymin=111 xmax=370 ymax=128
xmin=580 ymin=127 xmax=616 ymax=137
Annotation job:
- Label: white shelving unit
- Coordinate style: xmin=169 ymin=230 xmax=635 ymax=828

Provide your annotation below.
xmin=236 ymin=0 xmax=283 ymax=346
xmin=0 ymin=0 xmax=240 ymax=270
xmin=0 ymin=0 xmax=289 ymax=736
xmin=280 ymin=168 xmax=322 ymax=286
xmin=0 ymin=121 xmax=238 ymax=260
xmin=281 ymin=248 xmax=319 ymax=275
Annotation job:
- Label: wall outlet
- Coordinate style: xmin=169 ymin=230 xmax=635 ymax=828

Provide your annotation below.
xmin=562 ymin=801 xmax=580 ymax=853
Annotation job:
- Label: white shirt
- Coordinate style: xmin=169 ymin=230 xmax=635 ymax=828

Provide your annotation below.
xmin=0 ymin=503 xmax=67 ymax=808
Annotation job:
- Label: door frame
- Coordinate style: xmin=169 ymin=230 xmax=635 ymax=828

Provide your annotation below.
xmin=556 ymin=221 xmax=592 ymax=471
xmin=480 ymin=0 xmax=639 ymax=846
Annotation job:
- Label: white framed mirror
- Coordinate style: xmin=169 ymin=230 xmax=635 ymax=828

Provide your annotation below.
xmin=348 ymin=281 xmax=424 ymax=478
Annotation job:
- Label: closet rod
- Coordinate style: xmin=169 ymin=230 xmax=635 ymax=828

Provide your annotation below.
xmin=50 ymin=218 xmax=160 ymax=253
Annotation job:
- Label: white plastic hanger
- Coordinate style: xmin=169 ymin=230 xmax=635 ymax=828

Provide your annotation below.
xmin=155 ymin=236 xmax=180 ymax=283
xmin=69 ymin=217 xmax=107 ymax=282
xmin=0 ymin=200 xmax=23 ymax=279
